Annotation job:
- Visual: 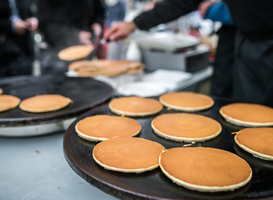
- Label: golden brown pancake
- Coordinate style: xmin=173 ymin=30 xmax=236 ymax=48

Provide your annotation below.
xmin=234 ymin=128 xmax=273 ymax=160
xmin=220 ymin=103 xmax=273 ymax=127
xmin=159 ymin=147 xmax=252 ymax=192
xmin=109 ymin=96 xmax=163 ymax=117
xmin=58 ymin=45 xmax=93 ymax=61
xmin=76 ymin=115 xmax=141 ymax=141
xmin=152 ymin=113 xmax=221 ymax=142
xmin=19 ymin=94 xmax=72 ymax=113
xmin=68 ymin=60 xmax=98 ymax=71
xmin=99 ymin=63 xmax=129 ymax=77
xmin=0 ymin=88 xmax=3 ymax=95
xmin=160 ymin=92 xmax=214 ymax=111
xmin=0 ymin=95 xmax=21 ymax=112
xmin=127 ymin=61 xmax=145 ymax=74
xmin=68 ymin=60 xmax=144 ymax=77
xmin=93 ymin=137 xmax=165 ymax=173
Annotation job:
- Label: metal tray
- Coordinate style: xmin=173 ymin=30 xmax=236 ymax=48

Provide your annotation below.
xmin=0 ymin=75 xmax=114 ymax=136
xmin=64 ymin=97 xmax=273 ymax=200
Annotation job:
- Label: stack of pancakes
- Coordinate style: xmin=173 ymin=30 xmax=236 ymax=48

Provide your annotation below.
xmin=68 ymin=60 xmax=144 ymax=77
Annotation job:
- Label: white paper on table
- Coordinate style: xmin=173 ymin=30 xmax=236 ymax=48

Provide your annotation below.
xmin=142 ymin=69 xmax=192 ymax=91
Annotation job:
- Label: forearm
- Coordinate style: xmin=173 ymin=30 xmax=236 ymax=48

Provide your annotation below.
xmin=134 ymin=0 xmax=203 ymax=30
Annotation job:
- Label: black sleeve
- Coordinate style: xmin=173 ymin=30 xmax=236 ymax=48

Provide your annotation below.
xmin=133 ymin=0 xmax=203 ymax=30
xmin=37 ymin=0 xmax=80 ymax=50
xmin=224 ymin=0 xmax=273 ymax=37
xmin=0 ymin=1 xmax=13 ymax=34
xmin=92 ymin=0 xmax=105 ymax=29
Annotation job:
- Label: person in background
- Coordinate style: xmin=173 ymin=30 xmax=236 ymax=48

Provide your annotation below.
xmin=218 ymin=0 xmax=273 ymax=107
xmin=37 ymin=0 xmax=105 ymax=73
xmin=199 ymin=1 xmax=236 ymax=99
xmin=105 ymin=0 xmax=273 ymax=107
xmin=37 ymin=0 xmax=105 ymax=51
xmin=105 ymin=0 xmax=126 ymax=28
xmin=199 ymin=1 xmax=233 ymax=26
xmin=105 ymin=0 xmax=126 ymax=60
xmin=0 ymin=0 xmax=38 ymax=77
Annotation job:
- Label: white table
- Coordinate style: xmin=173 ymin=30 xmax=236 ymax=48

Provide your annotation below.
xmin=0 ymin=131 xmax=117 ymax=200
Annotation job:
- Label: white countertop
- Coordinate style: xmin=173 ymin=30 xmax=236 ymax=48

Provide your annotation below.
xmin=0 ymin=131 xmax=117 ymax=200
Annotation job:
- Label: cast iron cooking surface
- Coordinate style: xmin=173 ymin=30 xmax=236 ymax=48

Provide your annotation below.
xmin=0 ymin=75 xmax=114 ymax=125
xmin=64 ymin=97 xmax=273 ymax=200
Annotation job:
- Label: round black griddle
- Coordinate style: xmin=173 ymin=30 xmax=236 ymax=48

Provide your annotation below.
xmin=63 ymin=97 xmax=273 ymax=200
xmin=0 ymin=75 xmax=114 ymax=126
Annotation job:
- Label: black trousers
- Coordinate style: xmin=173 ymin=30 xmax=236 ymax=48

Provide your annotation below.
xmin=232 ymin=31 xmax=273 ymax=107
xmin=211 ymin=25 xmax=236 ymax=99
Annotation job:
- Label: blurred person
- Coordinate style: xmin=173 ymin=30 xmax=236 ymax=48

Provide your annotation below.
xmin=105 ymin=0 xmax=126 ymax=60
xmin=199 ymin=1 xmax=236 ymax=99
xmin=199 ymin=1 xmax=233 ymax=26
xmin=37 ymin=0 xmax=105 ymax=74
xmin=0 ymin=0 xmax=38 ymax=77
xmin=37 ymin=0 xmax=105 ymax=51
xmin=219 ymin=0 xmax=273 ymax=107
xmin=105 ymin=0 xmax=273 ymax=107
xmin=105 ymin=0 xmax=126 ymax=28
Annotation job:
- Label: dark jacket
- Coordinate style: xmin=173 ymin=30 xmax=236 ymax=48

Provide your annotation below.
xmin=224 ymin=0 xmax=273 ymax=38
xmin=133 ymin=0 xmax=202 ymax=31
xmin=0 ymin=0 xmax=35 ymax=76
xmin=133 ymin=0 xmax=273 ymax=106
xmin=224 ymin=0 xmax=273 ymax=106
xmin=37 ymin=0 xmax=105 ymax=51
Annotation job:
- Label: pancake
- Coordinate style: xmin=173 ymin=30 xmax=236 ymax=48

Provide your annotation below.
xmin=0 ymin=88 xmax=3 ymax=95
xmin=99 ymin=63 xmax=129 ymax=77
xmin=58 ymin=45 xmax=93 ymax=61
xmin=152 ymin=113 xmax=221 ymax=142
xmin=68 ymin=60 xmax=144 ymax=77
xmin=159 ymin=92 xmax=214 ymax=111
xmin=127 ymin=61 xmax=144 ymax=74
xmin=19 ymin=94 xmax=72 ymax=113
xmin=220 ymin=103 xmax=273 ymax=127
xmin=109 ymin=96 xmax=163 ymax=117
xmin=68 ymin=60 xmax=99 ymax=71
xmin=76 ymin=115 xmax=141 ymax=141
xmin=93 ymin=137 xmax=165 ymax=173
xmin=0 ymin=95 xmax=21 ymax=112
xmin=234 ymin=128 xmax=273 ymax=161
xmin=159 ymin=147 xmax=252 ymax=192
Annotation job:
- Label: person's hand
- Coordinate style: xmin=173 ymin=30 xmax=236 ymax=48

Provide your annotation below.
xmin=25 ymin=17 xmax=39 ymax=31
xmin=91 ymin=23 xmax=102 ymax=37
xmin=79 ymin=31 xmax=93 ymax=45
xmin=13 ymin=19 xmax=28 ymax=35
xmin=104 ymin=21 xmax=137 ymax=42
xmin=199 ymin=1 xmax=214 ymax=19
